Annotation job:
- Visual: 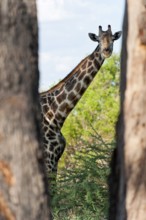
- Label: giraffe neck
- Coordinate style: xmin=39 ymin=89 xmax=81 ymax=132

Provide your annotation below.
xmin=41 ymin=46 xmax=105 ymax=129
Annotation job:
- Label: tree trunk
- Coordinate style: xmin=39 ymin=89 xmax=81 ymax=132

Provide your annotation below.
xmin=108 ymin=3 xmax=127 ymax=220
xmin=109 ymin=0 xmax=146 ymax=219
xmin=125 ymin=0 xmax=146 ymax=219
xmin=0 ymin=1 xmax=51 ymax=219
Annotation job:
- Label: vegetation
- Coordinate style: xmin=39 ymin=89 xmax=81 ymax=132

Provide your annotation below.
xmin=52 ymin=54 xmax=120 ymax=219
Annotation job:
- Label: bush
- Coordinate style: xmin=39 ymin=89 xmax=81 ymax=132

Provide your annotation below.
xmin=52 ymin=130 xmax=115 ymax=220
xmin=52 ymin=55 xmax=120 ymax=219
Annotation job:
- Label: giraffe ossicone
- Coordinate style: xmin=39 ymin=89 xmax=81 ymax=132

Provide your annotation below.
xmin=40 ymin=25 xmax=122 ymax=182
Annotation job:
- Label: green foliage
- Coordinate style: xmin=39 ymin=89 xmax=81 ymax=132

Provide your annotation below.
xmin=53 ymin=132 xmax=114 ymax=220
xmin=53 ymin=55 xmax=120 ymax=219
xmin=62 ymin=54 xmax=120 ymax=146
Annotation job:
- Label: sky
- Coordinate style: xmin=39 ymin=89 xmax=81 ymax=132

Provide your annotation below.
xmin=37 ymin=0 xmax=125 ymax=92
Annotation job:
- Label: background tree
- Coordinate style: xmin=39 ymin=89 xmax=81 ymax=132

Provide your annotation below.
xmin=0 ymin=1 xmax=51 ymax=219
xmin=109 ymin=1 xmax=146 ymax=219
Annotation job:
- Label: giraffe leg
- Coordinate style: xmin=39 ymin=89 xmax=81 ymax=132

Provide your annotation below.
xmin=43 ymin=130 xmax=66 ymax=196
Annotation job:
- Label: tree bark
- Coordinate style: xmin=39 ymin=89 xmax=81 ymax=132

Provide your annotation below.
xmin=108 ymin=2 xmax=127 ymax=219
xmin=109 ymin=0 xmax=146 ymax=219
xmin=125 ymin=0 xmax=146 ymax=219
xmin=0 ymin=1 xmax=51 ymax=219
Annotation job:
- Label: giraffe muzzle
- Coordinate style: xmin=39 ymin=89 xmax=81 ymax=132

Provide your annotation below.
xmin=103 ymin=48 xmax=112 ymax=58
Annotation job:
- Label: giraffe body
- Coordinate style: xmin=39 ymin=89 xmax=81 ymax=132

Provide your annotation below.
xmin=40 ymin=25 xmax=122 ymax=178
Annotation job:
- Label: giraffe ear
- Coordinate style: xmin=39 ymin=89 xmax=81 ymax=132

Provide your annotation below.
xmin=88 ymin=33 xmax=99 ymax=42
xmin=112 ymin=31 xmax=122 ymax=41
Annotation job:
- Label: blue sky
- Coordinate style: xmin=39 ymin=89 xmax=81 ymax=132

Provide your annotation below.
xmin=37 ymin=0 xmax=125 ymax=91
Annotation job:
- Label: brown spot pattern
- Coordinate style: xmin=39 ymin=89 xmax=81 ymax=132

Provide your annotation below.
xmin=84 ymin=76 xmax=91 ymax=85
xmin=47 ymin=111 xmax=54 ymax=120
xmin=88 ymin=61 xmax=92 ymax=67
xmin=65 ymin=78 xmax=77 ymax=92
xmin=78 ymin=71 xmax=86 ymax=80
xmin=68 ymin=92 xmax=76 ymax=101
xmin=94 ymin=60 xmax=101 ymax=69
xmin=57 ymin=92 xmax=67 ymax=104
xmin=75 ymin=83 xmax=81 ymax=93
xmin=51 ymin=101 xmax=58 ymax=112
xmin=59 ymin=102 xmax=70 ymax=113
xmin=81 ymin=61 xmax=87 ymax=69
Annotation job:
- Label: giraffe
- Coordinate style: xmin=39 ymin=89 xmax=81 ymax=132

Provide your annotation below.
xmin=40 ymin=25 xmax=121 ymax=183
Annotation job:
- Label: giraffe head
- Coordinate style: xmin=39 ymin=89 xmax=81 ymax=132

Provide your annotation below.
xmin=88 ymin=25 xmax=122 ymax=58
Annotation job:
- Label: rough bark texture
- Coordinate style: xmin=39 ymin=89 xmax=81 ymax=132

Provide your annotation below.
xmin=109 ymin=0 xmax=146 ymax=219
xmin=125 ymin=0 xmax=146 ymax=219
xmin=108 ymin=2 xmax=127 ymax=219
xmin=0 ymin=1 xmax=50 ymax=219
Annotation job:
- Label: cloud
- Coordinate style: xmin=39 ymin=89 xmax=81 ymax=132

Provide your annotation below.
xmin=37 ymin=0 xmax=124 ymax=28
xmin=37 ymin=0 xmax=102 ymax=23
xmin=37 ymin=0 xmax=73 ymax=22
xmin=39 ymin=52 xmax=52 ymax=62
xmin=39 ymin=51 xmax=78 ymax=73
